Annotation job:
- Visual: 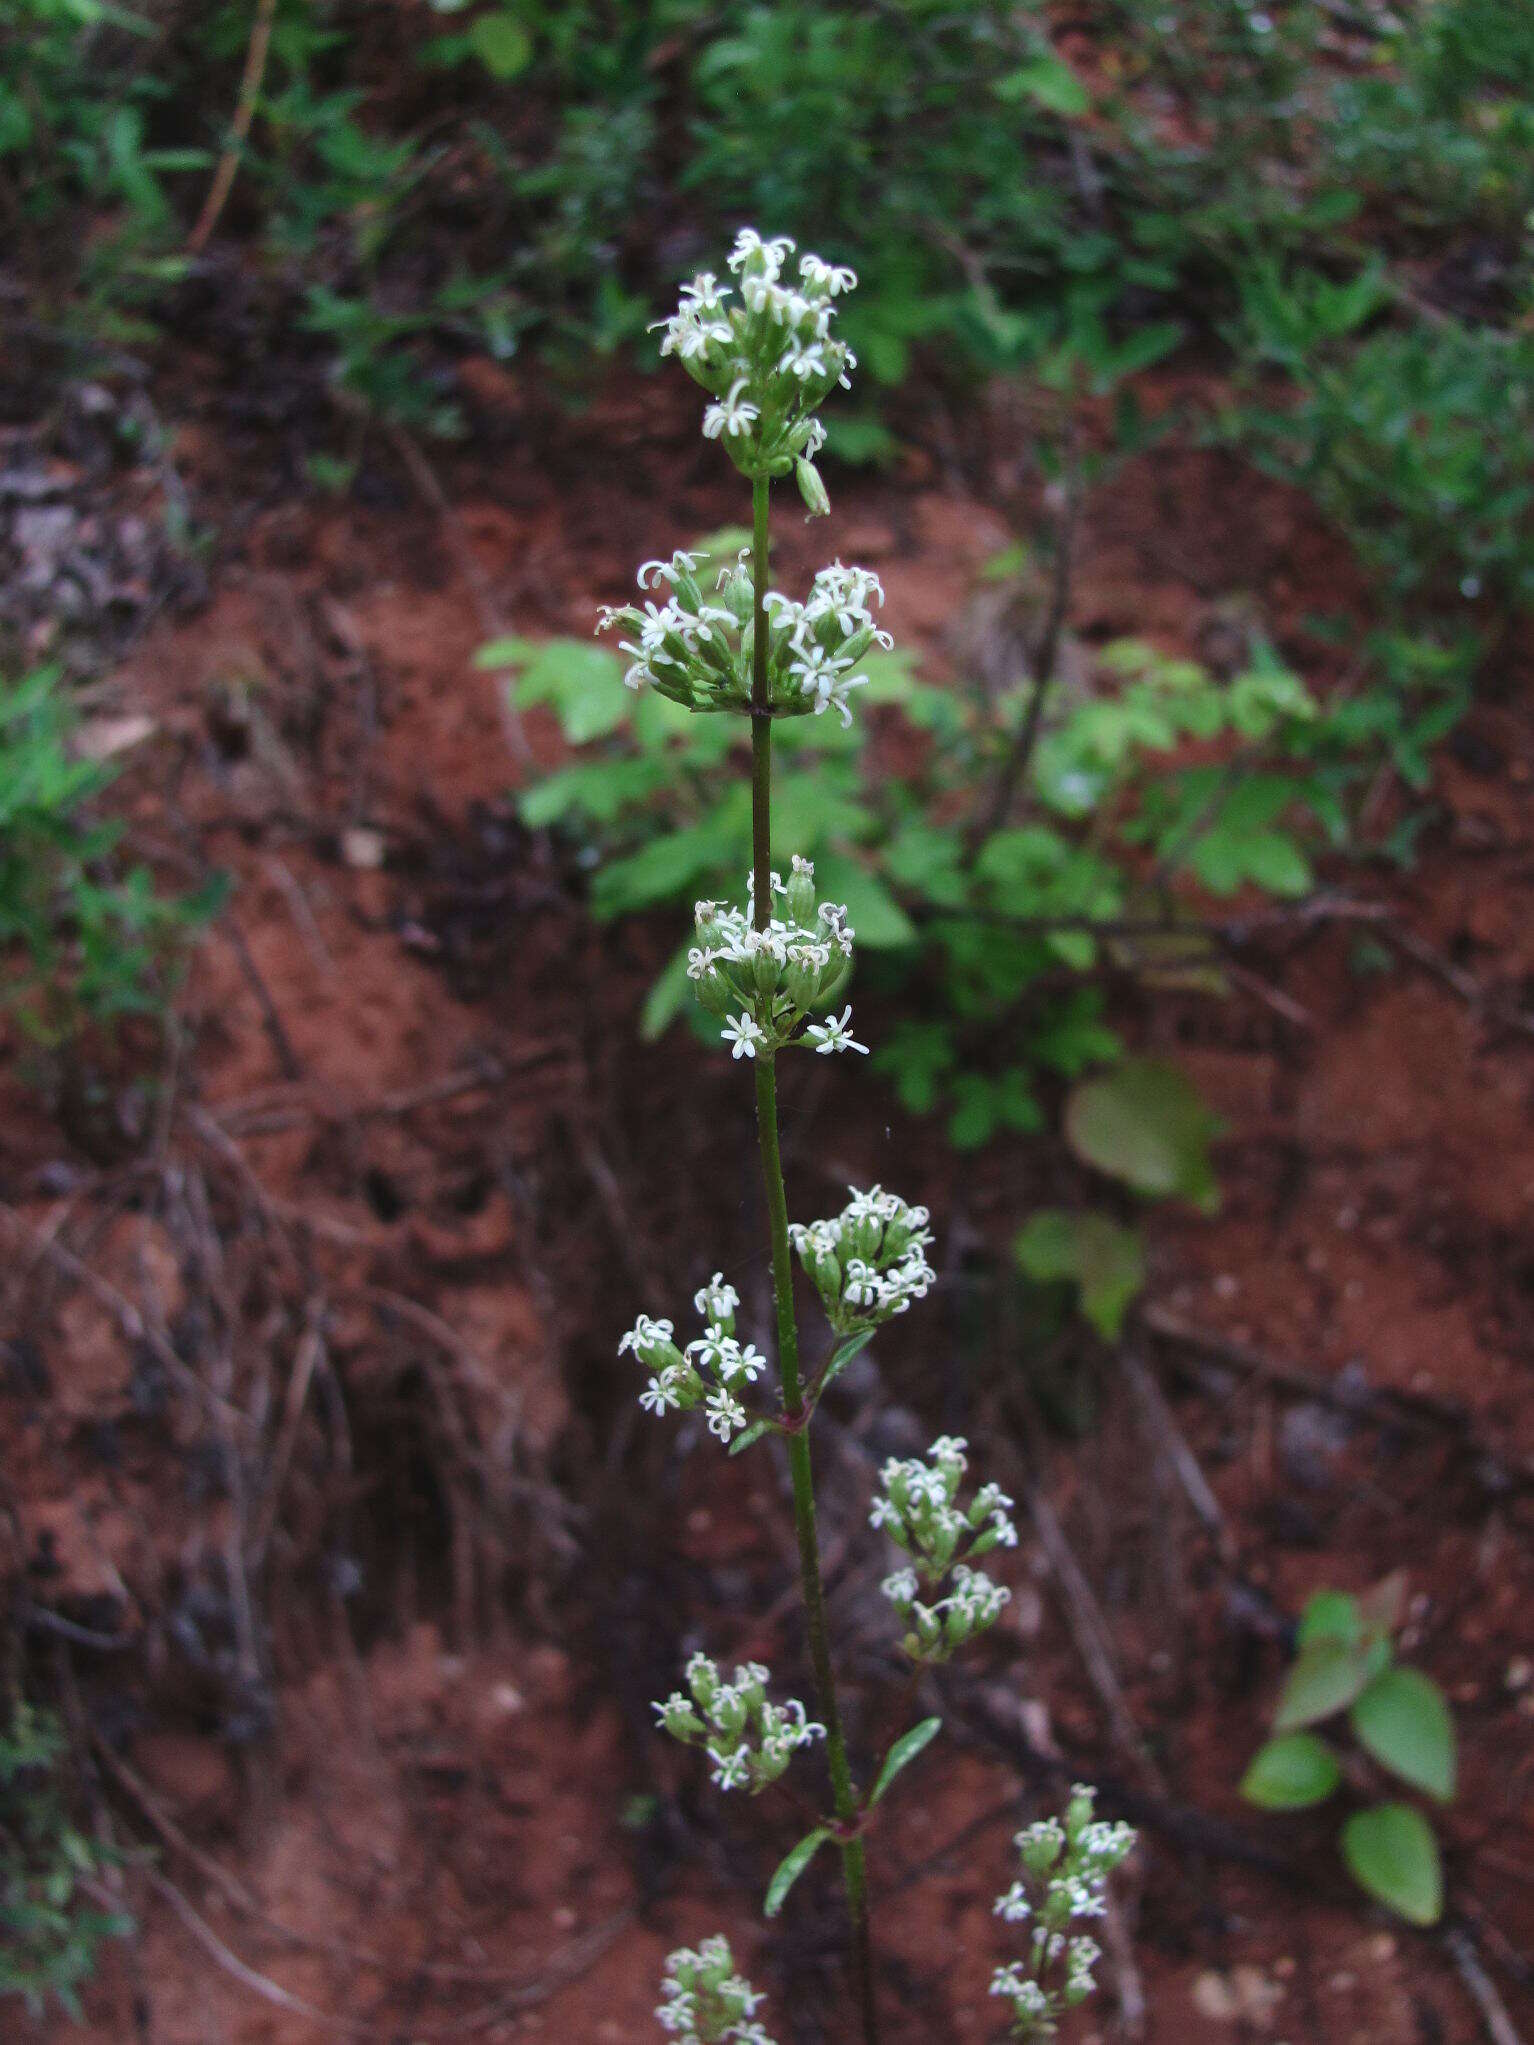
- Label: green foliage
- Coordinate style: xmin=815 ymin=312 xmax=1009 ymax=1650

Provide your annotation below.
xmin=1240 ymin=1732 xmax=1342 ymax=1812
xmin=0 ymin=1700 xmax=131 ymax=2021
xmin=764 ymin=1825 xmax=830 ymax=1919
xmin=1013 ymin=1210 xmax=1145 ymax=1340
xmin=1063 ymin=1059 xmax=1222 ymax=1212
xmin=1341 ymin=1804 xmax=1443 ymax=1928
xmin=1241 ymin=1581 xmax=1455 ymax=1925
xmin=869 ymin=1717 xmax=943 ymax=1807
xmin=501 ymin=611 xmax=1325 ymax=1149
xmin=1240 ymin=321 xmax=1534 ymax=624
xmin=0 ymin=667 xmax=220 ymax=1055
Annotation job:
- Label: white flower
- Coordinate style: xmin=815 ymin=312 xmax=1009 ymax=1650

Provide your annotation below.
xmin=800 ymin=253 xmax=858 ymax=295
xmin=640 ymin=1373 xmax=680 ymax=1416
xmin=618 ymin=1313 xmax=673 ymax=1358
xmin=703 ymin=377 xmax=761 ymax=441
xmin=708 ymin=1743 xmax=751 ymax=1791
xmin=721 ymin=1012 xmax=764 ymax=1060
xmin=804 ymin=1006 xmax=868 ymax=1056
xmin=705 ymin=1387 xmax=747 ymax=1441
xmin=694 ymin=1271 xmax=740 ymax=1320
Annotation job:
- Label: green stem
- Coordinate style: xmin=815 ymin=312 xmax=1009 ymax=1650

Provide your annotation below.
xmin=749 ymin=471 xmax=880 ymax=2045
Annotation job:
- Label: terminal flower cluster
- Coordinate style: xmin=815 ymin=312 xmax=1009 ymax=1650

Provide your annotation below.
xmin=653 ymin=228 xmax=856 ymax=503
xmin=690 ymin=859 xmax=864 ymax=1060
xmin=597 ymin=549 xmax=891 ymax=726
xmin=619 ymin=1273 xmax=764 ymax=1444
xmin=871 ymin=1436 xmax=1017 ymax=1662
xmin=653 ymin=1653 xmax=826 ymax=1794
xmin=990 ymin=1786 xmax=1137 ymax=2038
xmin=657 ymin=1936 xmax=777 ymax=2044
xmin=789 ymin=1183 xmax=935 ymax=1335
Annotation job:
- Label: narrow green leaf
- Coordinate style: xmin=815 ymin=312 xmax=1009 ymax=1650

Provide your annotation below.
xmin=1340 ymin=1804 xmax=1443 ymax=1925
xmin=818 ymin=1330 xmax=875 ymax=1396
xmin=1350 ymin=1669 xmax=1456 ymax=1803
xmin=765 ymin=1827 xmax=829 ymax=1917
xmin=728 ymin=1418 xmax=778 ymax=1458
xmin=639 ymin=942 xmax=695 ymax=1042
xmin=1240 ymin=1732 xmax=1342 ymax=1810
xmin=869 ymin=1717 xmax=942 ymax=1805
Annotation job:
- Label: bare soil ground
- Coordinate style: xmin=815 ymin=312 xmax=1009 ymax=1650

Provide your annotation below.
xmin=3 ymin=366 xmax=1531 ymax=2043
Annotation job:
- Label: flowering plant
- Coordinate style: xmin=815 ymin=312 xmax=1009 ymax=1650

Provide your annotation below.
xmin=603 ymin=229 xmax=1136 ymax=2043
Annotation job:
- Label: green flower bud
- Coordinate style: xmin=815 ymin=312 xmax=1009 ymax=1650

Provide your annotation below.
xmin=796 ymin=457 xmax=831 ymax=519
xmin=671 ymin=1363 xmax=706 ymax=1411
xmin=752 ymin=947 xmax=780 ymax=999
xmin=695 ymin=967 xmax=735 ymax=1017
xmin=786 ymin=865 xmax=816 ymax=926
xmin=784 ymin=957 xmax=819 ymax=1010
xmin=817 ymin=952 xmax=852 ymax=1007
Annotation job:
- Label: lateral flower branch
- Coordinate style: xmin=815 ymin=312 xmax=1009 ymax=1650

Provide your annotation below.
xmin=598 ymin=230 xmax=1135 ymax=2045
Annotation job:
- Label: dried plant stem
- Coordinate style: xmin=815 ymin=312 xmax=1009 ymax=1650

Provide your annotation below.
xmin=749 ymin=472 xmax=879 ymax=2045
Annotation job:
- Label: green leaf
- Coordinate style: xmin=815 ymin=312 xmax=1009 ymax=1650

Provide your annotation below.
xmin=765 ymin=1827 xmax=830 ymax=1917
xmin=813 ymin=855 xmax=917 ymax=949
xmin=1341 ymin=1804 xmax=1443 ymax=1925
xmin=1014 ymin=1209 xmax=1145 ymax=1339
xmin=1297 ymin=1590 xmax=1362 ymax=1650
xmin=818 ymin=1329 xmax=876 ymax=1397
xmin=1274 ymin=1637 xmax=1377 ymax=1732
xmin=728 ymin=1418 xmax=779 ymax=1457
xmin=473 ymin=636 xmax=536 ymax=669
xmin=1064 ymin=1058 xmax=1221 ymax=1211
xmin=510 ymin=642 xmax=629 ymax=744
xmin=1350 ymin=1669 xmax=1456 ymax=1803
xmin=1240 ymin=1732 xmax=1342 ymax=1810
xmin=468 ymin=11 xmax=533 ymax=77
xmin=870 ymin=1717 xmax=942 ymax=1805
xmin=639 ymin=943 xmax=695 ymax=1042
xmin=993 ymin=55 xmax=1091 ymax=115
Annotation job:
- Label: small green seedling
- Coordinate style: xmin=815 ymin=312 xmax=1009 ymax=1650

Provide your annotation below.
xmin=1241 ymin=1576 xmax=1456 ymax=1925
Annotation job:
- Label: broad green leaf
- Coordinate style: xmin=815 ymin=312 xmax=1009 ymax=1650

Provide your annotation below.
xmin=468 ymin=11 xmax=533 ymax=76
xmin=870 ymin=1717 xmax=942 ymax=1805
xmin=993 ymin=55 xmax=1090 ymax=115
xmin=1014 ymin=1209 xmax=1145 ymax=1340
xmin=511 ymin=642 xmax=629 ymax=744
xmin=765 ymin=1827 xmax=830 ymax=1918
xmin=1240 ymin=1732 xmax=1342 ymax=1810
xmin=1341 ymin=1804 xmax=1442 ymax=1925
xmin=1064 ymin=1058 xmax=1221 ymax=1211
xmin=1297 ymin=1590 xmax=1362 ymax=1650
xmin=1350 ymin=1669 xmax=1456 ymax=1803
xmin=472 ymin=636 xmax=536 ymax=669
xmin=813 ymin=855 xmax=917 ymax=949
xmin=1274 ymin=1637 xmax=1376 ymax=1732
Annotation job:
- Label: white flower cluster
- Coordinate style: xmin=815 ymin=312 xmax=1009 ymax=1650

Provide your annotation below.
xmin=657 ymin=1935 xmax=776 ymax=2044
xmin=619 ymin=1274 xmax=765 ymax=1444
xmin=654 ymin=229 xmax=856 ymax=502
xmin=653 ymin=1653 xmax=825 ymax=1795
xmin=596 ymin=550 xmax=891 ymax=727
xmin=789 ymin=1183 xmax=934 ymax=1336
xmin=691 ymin=860 xmax=866 ymax=1061
xmin=870 ymin=1436 xmax=1016 ymax=1663
xmin=990 ymin=1786 xmax=1137 ymax=2038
